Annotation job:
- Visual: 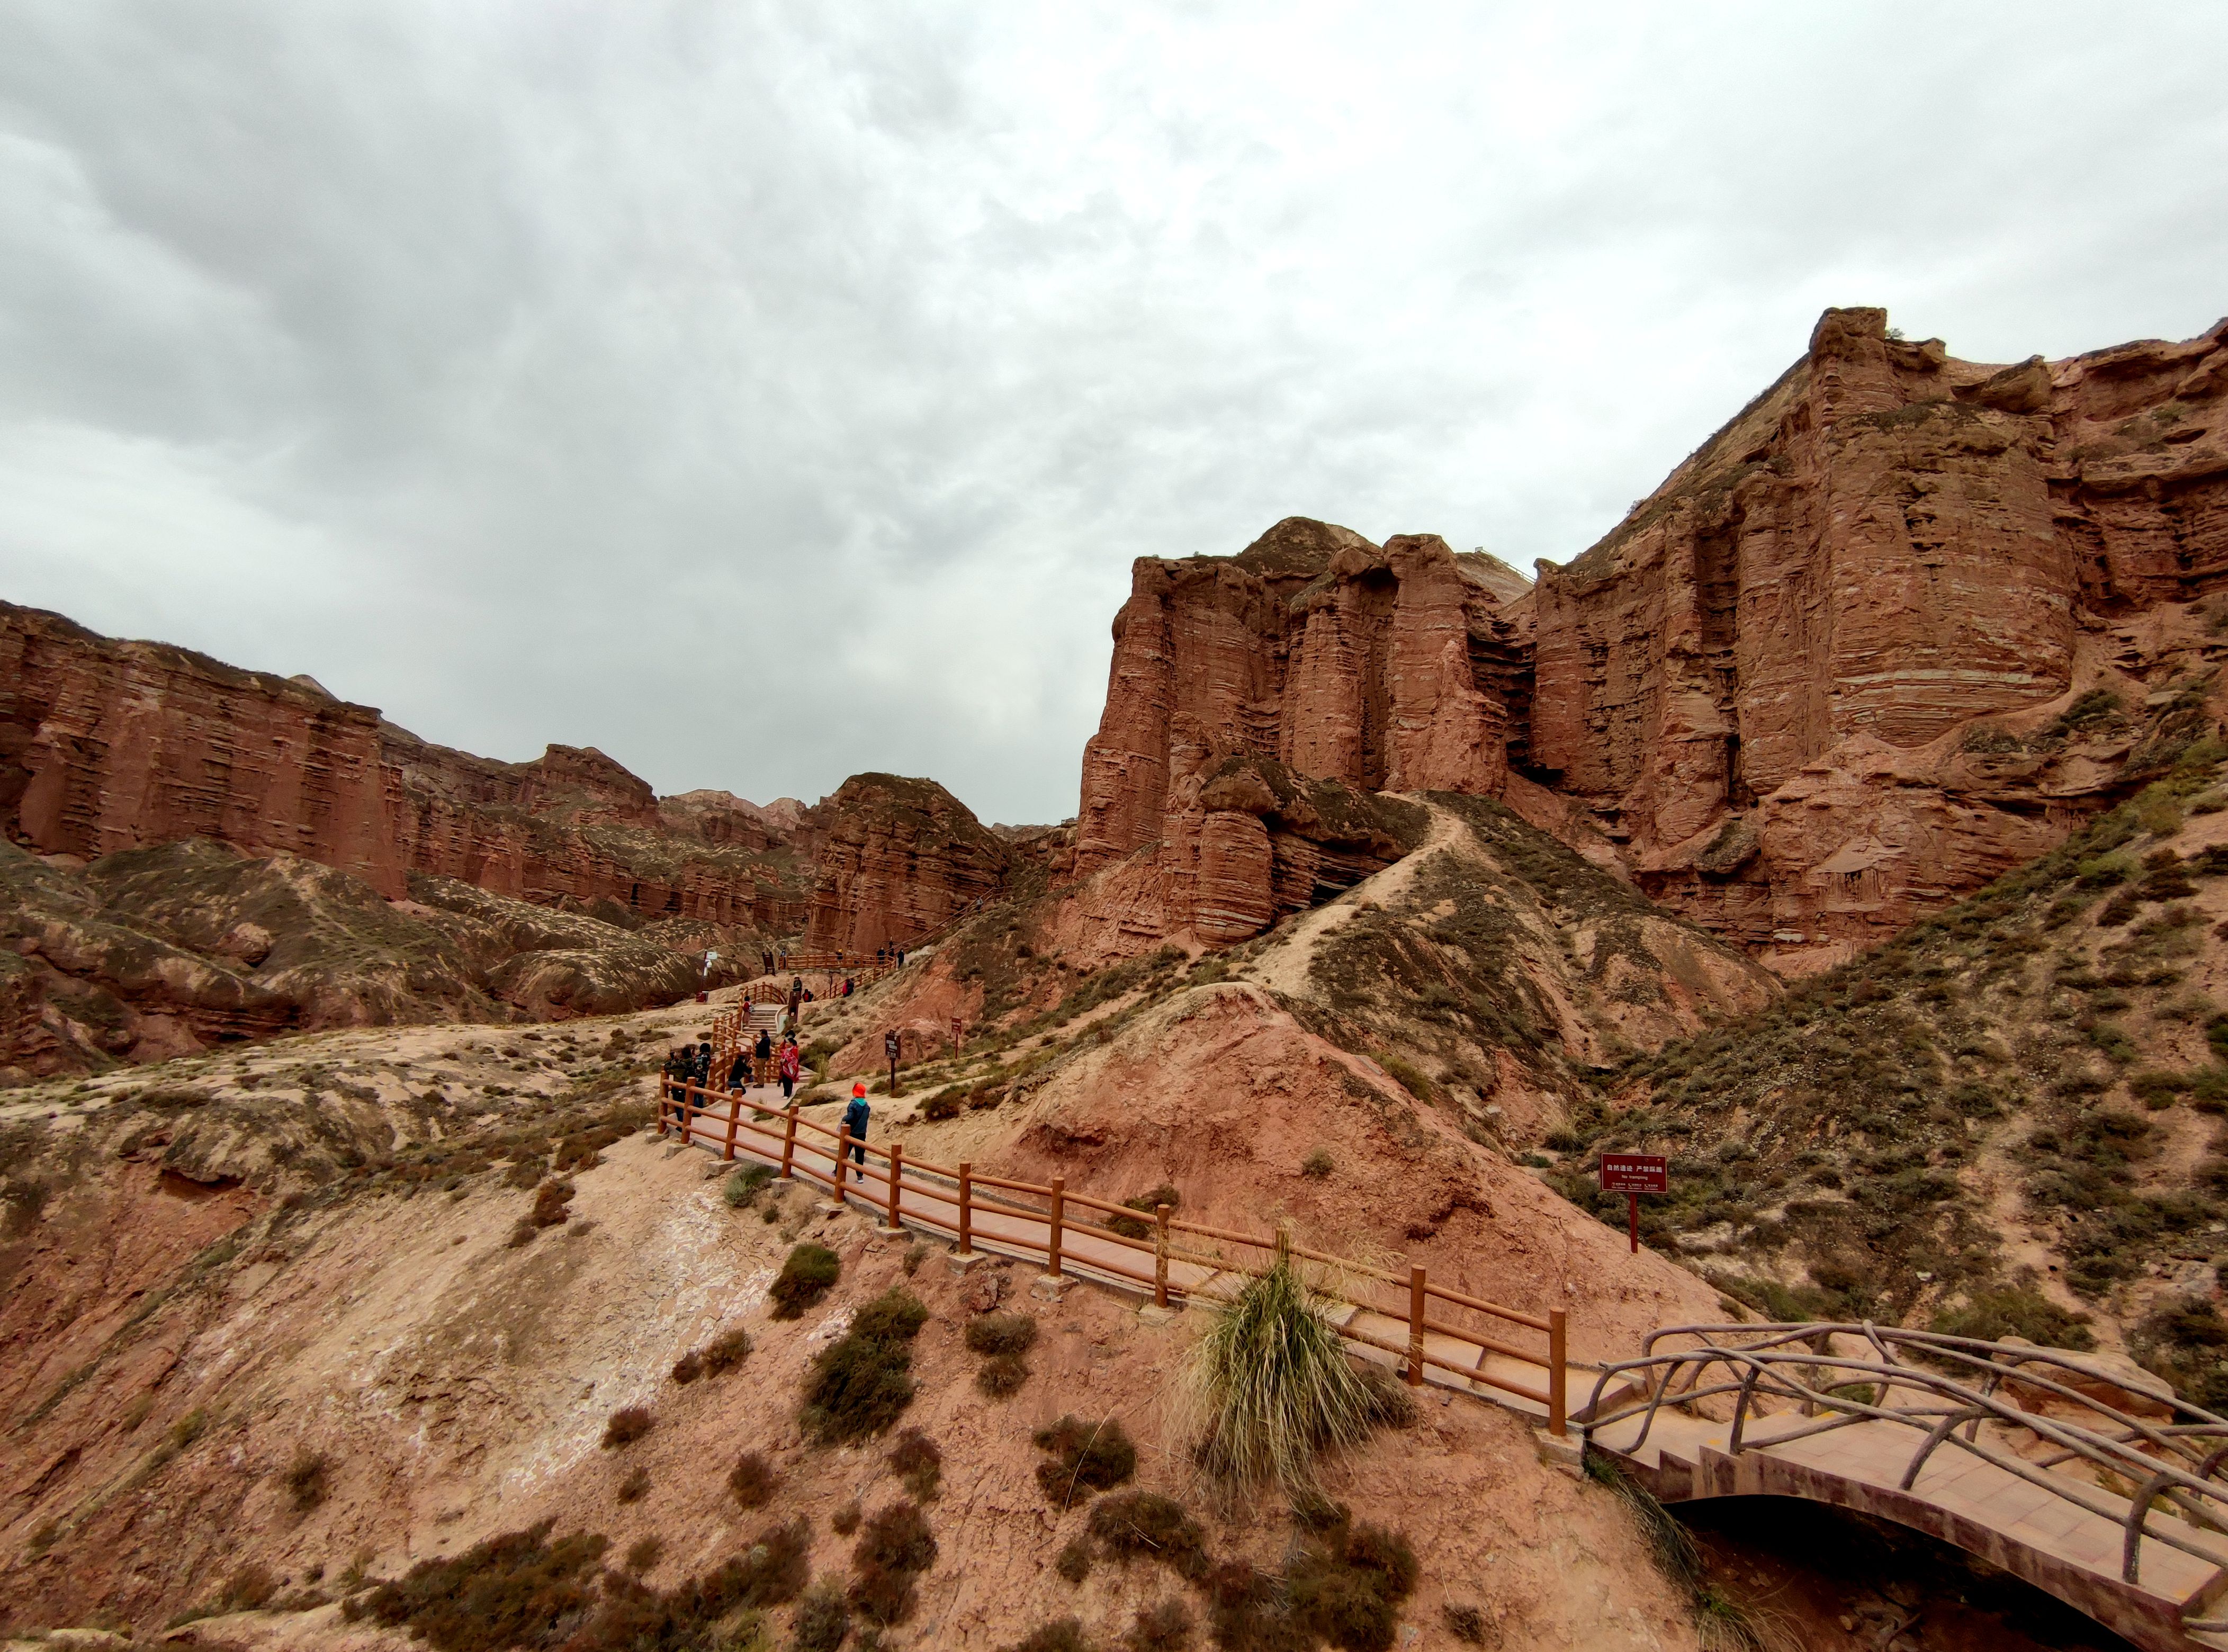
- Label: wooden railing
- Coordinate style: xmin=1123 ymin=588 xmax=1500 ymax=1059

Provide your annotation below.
xmin=655 ymin=1079 xmax=1568 ymax=1434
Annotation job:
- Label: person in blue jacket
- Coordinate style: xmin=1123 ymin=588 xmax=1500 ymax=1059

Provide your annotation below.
xmin=842 ymin=1083 xmax=870 ymax=1166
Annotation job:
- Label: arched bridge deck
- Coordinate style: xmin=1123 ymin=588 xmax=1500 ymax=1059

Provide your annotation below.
xmin=1581 ymin=1324 xmax=2228 ymax=1652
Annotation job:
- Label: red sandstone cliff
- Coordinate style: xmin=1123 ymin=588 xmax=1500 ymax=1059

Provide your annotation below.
xmin=1070 ymin=308 xmax=2228 ymax=969
xmin=0 ymin=603 xmax=811 ymax=933
xmin=1531 ymin=306 xmax=2228 ymax=967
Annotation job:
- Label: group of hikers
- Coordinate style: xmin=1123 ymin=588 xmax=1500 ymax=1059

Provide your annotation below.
xmin=659 ymin=1034 xmax=874 ymax=1168
xmin=661 ymin=1027 xmax=804 ymax=1105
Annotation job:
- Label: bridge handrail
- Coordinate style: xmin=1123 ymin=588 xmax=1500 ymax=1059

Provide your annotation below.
xmin=655 ymin=1078 xmax=1569 ymax=1428
xmin=1585 ymin=1321 xmax=2228 ymax=1597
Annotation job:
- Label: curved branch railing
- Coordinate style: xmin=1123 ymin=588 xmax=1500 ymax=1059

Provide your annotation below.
xmin=1583 ymin=1322 xmax=2228 ymax=1623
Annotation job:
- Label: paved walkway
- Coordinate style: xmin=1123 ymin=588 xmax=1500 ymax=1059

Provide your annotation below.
xmin=664 ymin=1087 xmax=1596 ymax=1427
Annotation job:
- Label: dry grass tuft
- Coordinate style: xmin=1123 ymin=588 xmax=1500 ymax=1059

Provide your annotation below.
xmin=600 ymin=1406 xmax=653 ymax=1449
xmin=1180 ymin=1256 xmax=1377 ymax=1496
xmin=769 ymin=1243 xmax=841 ymax=1319
xmin=889 ymin=1427 xmax=941 ymax=1501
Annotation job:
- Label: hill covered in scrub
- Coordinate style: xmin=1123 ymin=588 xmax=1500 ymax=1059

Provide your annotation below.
xmin=1543 ymin=747 xmax=2228 ymax=1404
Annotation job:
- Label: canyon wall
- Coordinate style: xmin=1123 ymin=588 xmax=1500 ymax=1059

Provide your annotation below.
xmin=1072 ymin=307 xmax=2228 ymax=966
xmin=0 ymin=603 xmax=812 ymax=933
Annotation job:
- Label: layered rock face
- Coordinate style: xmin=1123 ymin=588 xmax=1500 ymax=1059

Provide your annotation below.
xmin=0 ymin=603 xmax=810 ymax=933
xmin=1072 ymin=308 xmax=2228 ymax=967
xmin=1074 ymin=518 xmax=1531 ymax=946
xmin=801 ymin=773 xmax=1013 ymax=954
xmin=1531 ymin=306 xmax=2228 ymax=965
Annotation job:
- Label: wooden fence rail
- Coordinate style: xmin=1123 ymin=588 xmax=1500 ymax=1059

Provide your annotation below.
xmin=655 ymin=1079 xmax=1568 ymax=1434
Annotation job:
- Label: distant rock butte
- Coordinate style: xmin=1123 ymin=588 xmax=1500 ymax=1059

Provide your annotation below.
xmin=801 ymin=773 xmax=1012 ymax=955
xmin=0 ymin=601 xmax=807 ymax=933
xmin=1072 ymin=307 xmax=2228 ymax=968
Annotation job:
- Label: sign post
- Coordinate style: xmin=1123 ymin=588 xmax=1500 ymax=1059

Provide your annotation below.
xmin=884 ymin=1030 xmax=901 ymax=1098
xmin=1599 ymin=1153 xmax=1668 ymax=1254
xmin=950 ymin=1016 xmax=964 ymax=1057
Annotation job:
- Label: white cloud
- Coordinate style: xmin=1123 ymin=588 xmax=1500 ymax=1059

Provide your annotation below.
xmin=1 ymin=0 xmax=2222 ymax=821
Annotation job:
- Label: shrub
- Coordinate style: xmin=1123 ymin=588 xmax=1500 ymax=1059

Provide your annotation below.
xmin=1301 ymin=1148 xmax=1335 ymax=1179
xmin=849 ymin=1498 xmax=937 ymax=1626
xmin=791 ymin=1579 xmax=851 ymax=1652
xmin=1108 ymin=1183 xmax=1182 ymax=1239
xmin=1002 ymin=1620 xmax=1092 ymax=1652
xmin=284 ymin=1447 xmax=330 ymax=1513
xmin=696 ymin=1327 xmax=754 ymax=1377
xmin=352 ymin=1521 xmax=609 ymax=1651
xmin=1055 ymin=1538 xmax=1092 ymax=1584
xmin=923 ymin=1090 xmax=964 ymax=1121
xmin=724 ymin=1164 xmax=775 ymax=1207
xmin=1444 ymin=1603 xmax=1492 ymax=1644
xmin=1126 ymin=1598 xmax=1194 ymax=1652
xmin=802 ymin=1294 xmax=929 ymax=1444
xmin=964 ymin=1313 xmax=1038 ymax=1357
xmin=625 ymin=1535 xmax=664 ymax=1575
xmin=729 ymin=1450 xmax=778 ymax=1509
xmin=1377 ymin=1055 xmax=1433 ymax=1102
xmin=978 ymin=1352 xmax=1032 ymax=1398
xmin=1287 ymin=1519 xmax=1418 ymax=1652
xmin=890 ymin=1428 xmax=941 ymax=1501
xmin=1087 ymin=1491 xmax=1208 ymax=1581
xmin=831 ymin=1500 xmax=862 ymax=1535
xmin=601 ymin=1406 xmax=653 ymax=1448
xmin=770 ymin=1244 xmax=841 ymax=1319
xmin=1032 ymin=1415 xmax=1137 ymax=1506
xmin=724 ymin=1515 xmax=813 ymax=1608
xmin=530 ymin=1178 xmax=575 ymax=1228
xmin=670 ymin=1351 xmax=703 ymax=1384
xmin=617 ymin=1466 xmax=650 ymax=1503
xmin=1182 ymin=1257 xmax=1377 ymax=1494
xmin=851 ymin=1287 xmax=930 ymax=1343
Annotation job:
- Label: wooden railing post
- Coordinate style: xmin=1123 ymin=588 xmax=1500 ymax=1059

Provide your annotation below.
xmin=722 ymin=1090 xmax=740 ymax=1162
xmin=1155 ymin=1204 xmax=1171 ymax=1308
xmin=780 ymin=1103 xmax=798 ymax=1179
xmin=1548 ymin=1308 xmax=1568 ymax=1438
xmin=1407 ymin=1264 xmax=1426 ymax=1388
xmin=830 ymin=1126 xmax=850 ymax=1209
xmin=1048 ymin=1177 xmax=1065 ymax=1280
xmin=885 ymin=1143 xmax=904 ymax=1232
xmin=957 ymin=1162 xmax=974 ymax=1258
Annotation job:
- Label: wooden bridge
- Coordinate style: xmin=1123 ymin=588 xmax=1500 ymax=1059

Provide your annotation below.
xmin=658 ymin=1082 xmax=2228 ymax=1651
xmin=1582 ymin=1323 xmax=2228 ymax=1652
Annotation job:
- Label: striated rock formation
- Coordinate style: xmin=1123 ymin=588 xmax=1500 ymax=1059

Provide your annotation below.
xmin=801 ymin=773 xmax=1013 ymax=955
xmin=1071 ymin=308 xmax=2228 ymax=969
xmin=0 ymin=602 xmax=812 ymax=934
xmin=1531 ymin=306 xmax=2228 ymax=967
xmin=1075 ymin=519 xmax=1529 ymax=886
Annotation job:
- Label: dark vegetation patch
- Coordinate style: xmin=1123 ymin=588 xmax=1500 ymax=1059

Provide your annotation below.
xmin=890 ymin=1427 xmax=941 ymax=1501
xmin=848 ymin=1497 xmax=937 ymax=1626
xmin=800 ymin=1288 xmax=929 ymax=1443
xmin=727 ymin=1450 xmax=778 ymax=1509
xmin=283 ymin=1447 xmax=330 ymax=1512
xmin=599 ymin=1406 xmax=653 ymax=1448
xmin=769 ymin=1243 xmax=841 ymax=1319
xmin=1087 ymin=1491 xmax=1209 ymax=1581
xmin=1034 ymin=1414 xmax=1138 ymax=1506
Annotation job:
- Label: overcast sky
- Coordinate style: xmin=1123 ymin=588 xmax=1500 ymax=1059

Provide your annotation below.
xmin=2 ymin=4 xmax=2223 ymax=825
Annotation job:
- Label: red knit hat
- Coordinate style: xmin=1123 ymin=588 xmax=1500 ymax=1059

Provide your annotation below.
xmin=852 ymin=1082 xmax=867 ymax=1097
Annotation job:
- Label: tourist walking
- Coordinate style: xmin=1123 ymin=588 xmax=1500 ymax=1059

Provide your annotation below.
xmin=753 ymin=1026 xmax=774 ymax=1084
xmin=778 ymin=1038 xmax=801 ymax=1100
xmin=842 ymin=1083 xmax=870 ymax=1166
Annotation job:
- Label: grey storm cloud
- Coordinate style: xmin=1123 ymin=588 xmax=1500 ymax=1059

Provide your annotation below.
xmin=2 ymin=2 xmax=2224 ymax=824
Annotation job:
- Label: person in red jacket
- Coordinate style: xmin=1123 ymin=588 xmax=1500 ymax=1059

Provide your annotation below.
xmin=778 ymin=1037 xmax=802 ymax=1100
